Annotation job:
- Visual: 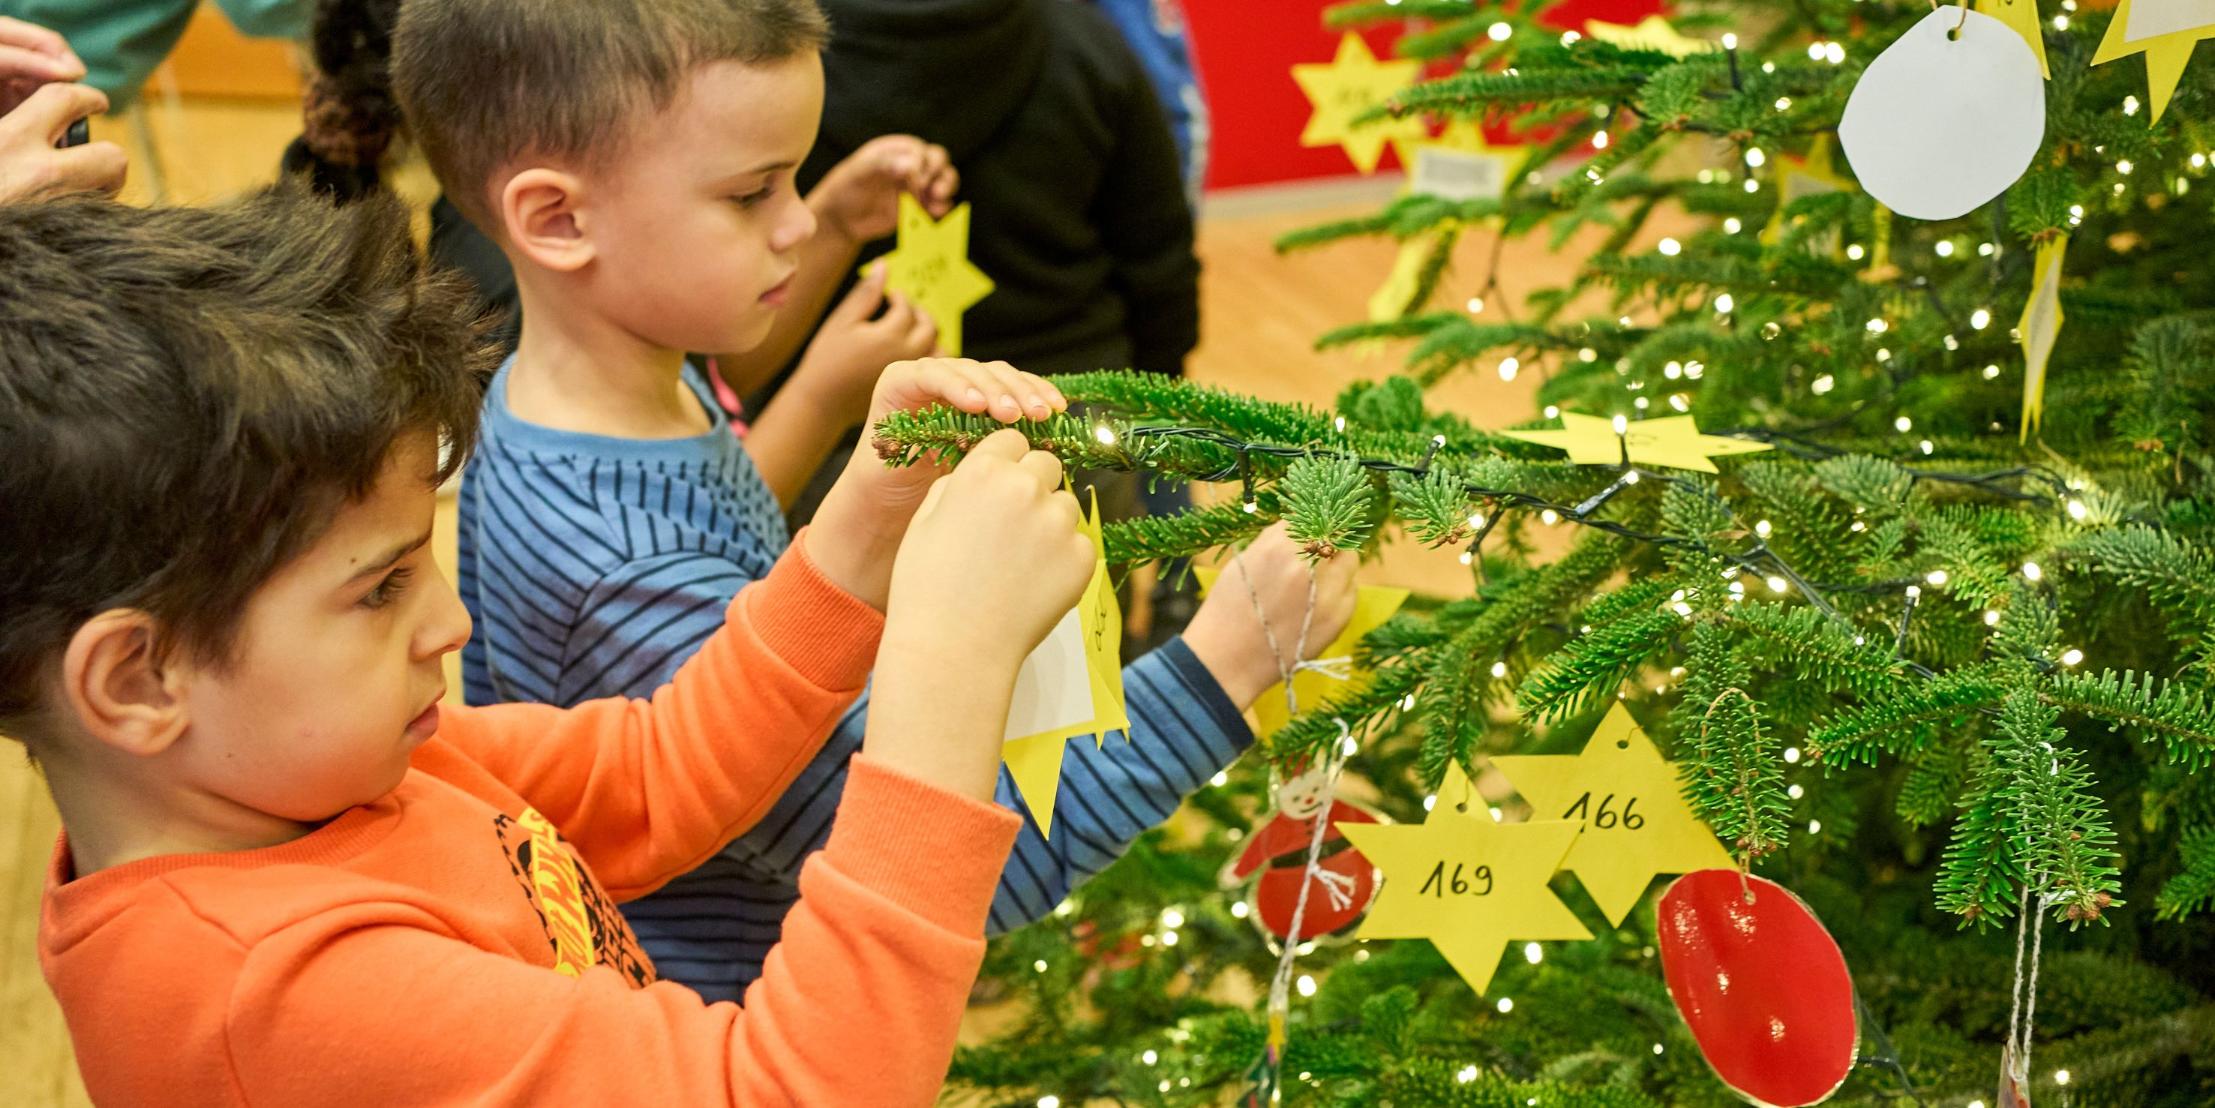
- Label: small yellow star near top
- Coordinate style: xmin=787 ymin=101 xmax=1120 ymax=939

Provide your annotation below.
xmin=1584 ymin=15 xmax=1713 ymax=58
xmin=2092 ymin=0 xmax=2215 ymax=122
xmin=1339 ymin=805 xmax=1590 ymax=995
xmin=871 ymin=195 xmax=995 ymax=356
xmin=1292 ymin=34 xmax=1426 ymax=175
xmin=1501 ymin=412 xmax=1772 ymax=473
xmin=1491 ymin=703 xmax=1737 ymax=926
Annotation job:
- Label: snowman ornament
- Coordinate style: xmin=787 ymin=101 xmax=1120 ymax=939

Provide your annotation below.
xmin=1220 ymin=760 xmax=1386 ymax=944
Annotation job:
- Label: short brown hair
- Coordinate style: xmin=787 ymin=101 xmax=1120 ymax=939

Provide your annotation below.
xmin=391 ymin=0 xmax=830 ymax=229
xmin=0 ymin=188 xmax=496 ymax=739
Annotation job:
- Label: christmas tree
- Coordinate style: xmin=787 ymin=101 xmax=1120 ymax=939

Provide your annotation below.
xmin=875 ymin=1 xmax=2215 ymax=1103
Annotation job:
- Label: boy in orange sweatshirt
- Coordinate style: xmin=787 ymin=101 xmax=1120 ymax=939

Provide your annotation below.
xmin=2 ymin=189 xmax=1093 ymax=1105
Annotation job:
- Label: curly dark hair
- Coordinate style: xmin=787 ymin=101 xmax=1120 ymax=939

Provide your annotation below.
xmin=283 ymin=0 xmax=407 ymax=200
xmin=0 ymin=186 xmax=498 ymax=741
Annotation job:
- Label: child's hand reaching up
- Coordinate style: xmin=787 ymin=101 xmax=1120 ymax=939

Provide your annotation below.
xmin=1182 ymin=522 xmax=1361 ymax=711
xmin=809 ymin=134 xmax=960 ymax=246
xmin=805 ymin=359 xmax=1067 ymax=612
xmin=864 ymin=429 xmax=1097 ymax=800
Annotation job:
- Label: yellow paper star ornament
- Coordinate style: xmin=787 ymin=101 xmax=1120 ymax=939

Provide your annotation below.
xmin=1000 ymin=492 xmax=1127 ymax=835
xmin=1491 ymin=703 xmax=1737 ymax=926
xmin=1338 ymin=807 xmax=1590 ymax=995
xmin=1978 ymin=0 xmax=2051 ymax=79
xmin=871 ymin=195 xmax=995 ymax=356
xmin=1292 ymin=34 xmax=1426 ymax=174
xmin=1193 ymin=568 xmax=1410 ymax=739
xmin=1502 ymin=413 xmax=1772 ymax=473
xmin=2092 ymin=0 xmax=2215 ymax=122
xmin=2018 ymin=234 xmax=2067 ymax=442
xmin=1584 ymin=15 xmax=1713 ymax=58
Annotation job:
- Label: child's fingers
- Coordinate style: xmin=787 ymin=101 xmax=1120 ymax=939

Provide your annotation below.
xmin=1017 ymin=445 xmax=1064 ymax=491
xmin=876 ymin=290 xmax=917 ymax=334
xmin=967 ymin=360 xmax=1055 ymax=423
xmin=934 ymin=359 xmax=1021 ymax=423
xmin=902 ymin=354 xmax=991 ymax=413
xmin=904 ymin=303 xmax=938 ymax=355
xmin=0 ymin=16 xmax=74 ymax=58
xmin=964 ymin=427 xmax=1033 ymax=466
xmin=913 ymin=144 xmax=957 ymax=212
xmin=832 ymin=261 xmax=890 ymax=323
xmin=1036 ymin=376 xmax=1069 ymax=412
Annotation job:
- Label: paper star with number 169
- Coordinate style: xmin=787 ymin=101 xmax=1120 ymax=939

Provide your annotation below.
xmin=1338 ymin=804 xmax=1589 ymax=995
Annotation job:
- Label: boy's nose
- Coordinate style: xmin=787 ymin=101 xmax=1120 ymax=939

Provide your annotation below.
xmin=418 ymin=571 xmax=474 ymax=660
xmin=771 ymin=195 xmax=817 ymax=254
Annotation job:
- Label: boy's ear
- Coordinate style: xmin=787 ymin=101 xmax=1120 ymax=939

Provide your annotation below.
xmin=499 ymin=167 xmax=595 ymax=273
xmin=60 ymin=611 xmax=189 ymax=759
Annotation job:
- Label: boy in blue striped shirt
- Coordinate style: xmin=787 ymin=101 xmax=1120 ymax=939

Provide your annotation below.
xmin=392 ymin=0 xmax=1358 ymax=1002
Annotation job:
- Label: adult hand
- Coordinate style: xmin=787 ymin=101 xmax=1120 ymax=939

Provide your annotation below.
xmin=1 ymin=17 xmax=86 ymax=114
xmin=0 ymin=82 xmax=127 ymax=203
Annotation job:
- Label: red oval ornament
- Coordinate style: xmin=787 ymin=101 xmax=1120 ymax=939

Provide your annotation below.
xmin=1656 ymin=870 xmax=1858 ymax=1107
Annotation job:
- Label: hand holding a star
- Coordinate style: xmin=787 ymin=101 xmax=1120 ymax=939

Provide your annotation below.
xmin=810 ymin=134 xmax=961 ymax=246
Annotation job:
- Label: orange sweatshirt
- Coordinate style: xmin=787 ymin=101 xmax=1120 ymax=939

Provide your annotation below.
xmin=38 ymin=538 xmax=1021 ymax=1106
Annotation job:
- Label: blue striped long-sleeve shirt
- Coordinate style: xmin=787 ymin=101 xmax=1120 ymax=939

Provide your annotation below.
xmin=456 ymin=358 xmax=1252 ymax=1002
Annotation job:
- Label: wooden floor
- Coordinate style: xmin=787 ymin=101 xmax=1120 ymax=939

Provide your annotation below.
xmin=0 ymin=93 xmax=1673 ymax=1105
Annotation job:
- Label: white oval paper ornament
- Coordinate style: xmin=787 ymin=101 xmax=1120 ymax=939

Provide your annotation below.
xmin=1838 ymin=8 xmax=2045 ymax=221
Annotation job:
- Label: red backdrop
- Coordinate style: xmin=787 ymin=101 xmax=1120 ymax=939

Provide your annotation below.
xmin=1187 ymin=0 xmax=1666 ymax=191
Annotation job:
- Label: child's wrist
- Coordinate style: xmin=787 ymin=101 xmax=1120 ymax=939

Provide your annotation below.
xmin=1180 ymin=618 xmax=1282 ymax=710
xmin=800 ymin=491 xmax=905 ymax=611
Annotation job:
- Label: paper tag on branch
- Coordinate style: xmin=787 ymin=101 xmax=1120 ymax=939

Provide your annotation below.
xmin=1001 ymin=490 xmax=1126 ymax=835
xmin=1491 ymin=703 xmax=1736 ymax=926
xmin=1338 ymin=787 xmax=1590 ymax=995
xmin=2018 ymin=234 xmax=2067 ymax=443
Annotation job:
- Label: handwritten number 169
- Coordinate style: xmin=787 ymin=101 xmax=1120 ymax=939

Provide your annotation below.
xmin=1419 ymin=861 xmax=1493 ymax=897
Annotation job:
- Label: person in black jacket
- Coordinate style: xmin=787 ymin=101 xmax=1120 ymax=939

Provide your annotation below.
xmin=724 ymin=0 xmax=1199 ymax=400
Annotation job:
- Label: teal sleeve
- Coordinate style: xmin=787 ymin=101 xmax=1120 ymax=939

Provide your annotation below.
xmin=12 ymin=0 xmax=309 ymax=106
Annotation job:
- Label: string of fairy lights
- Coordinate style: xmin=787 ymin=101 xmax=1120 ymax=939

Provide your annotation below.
xmin=981 ymin=9 xmax=2215 ymax=1101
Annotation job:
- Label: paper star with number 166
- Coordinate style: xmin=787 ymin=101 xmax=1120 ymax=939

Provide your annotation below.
xmin=1492 ymin=703 xmax=1737 ymax=926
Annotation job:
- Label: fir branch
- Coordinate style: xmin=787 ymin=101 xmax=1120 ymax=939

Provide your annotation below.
xmin=1676 ymin=622 xmax=1790 ymax=860
xmin=2154 ymin=827 xmax=2215 ymax=920
xmin=2002 ymin=684 xmax=2124 ymax=925
xmin=2043 ymin=669 xmax=2215 ymax=771
xmin=1368 ymin=68 xmax=1654 ymax=120
xmin=1517 ymin=580 xmax=1684 ymax=722
xmin=1283 ymin=454 xmax=1383 ymax=557
xmin=1104 ymin=496 xmax=1278 ymax=566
